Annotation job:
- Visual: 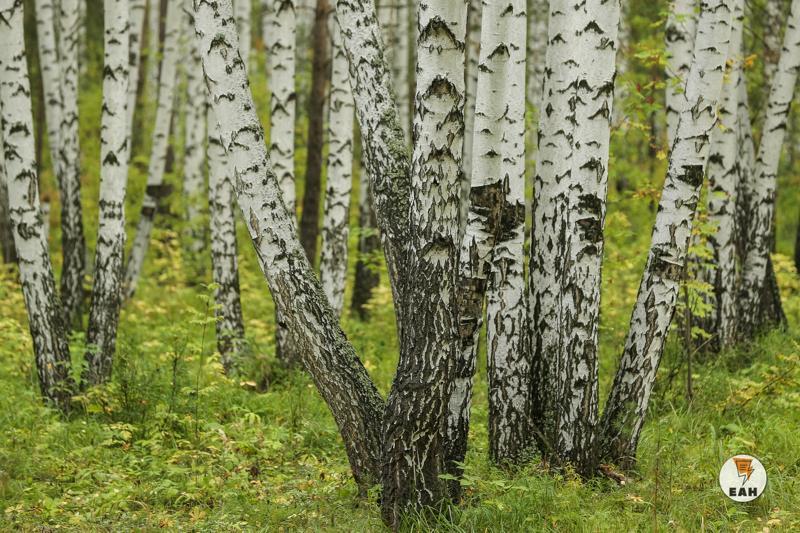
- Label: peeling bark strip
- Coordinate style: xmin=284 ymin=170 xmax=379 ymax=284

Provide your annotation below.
xmin=319 ymin=20 xmax=354 ymax=317
xmin=183 ymin=2 xmax=208 ymax=256
xmin=665 ymin=0 xmax=698 ymax=143
xmin=446 ymin=0 xmax=529 ymax=487
xmin=124 ymin=0 xmax=181 ymax=299
xmin=381 ymin=1 xmax=467 ymax=525
xmin=0 ymin=0 xmax=72 ymax=409
xmin=706 ymin=0 xmax=744 ymax=349
xmin=600 ymin=0 xmax=733 ymax=468
xmin=85 ymin=0 xmax=131 ymax=386
xmin=528 ymin=0 xmax=620 ymax=475
xmin=207 ymin=109 xmax=246 ymax=373
xmin=58 ymin=0 xmax=87 ymax=328
xmin=193 ymin=0 xmax=384 ymax=489
xmin=127 ymin=0 xmax=147 ymax=138
xmin=34 ymin=0 xmax=63 ymax=179
xmin=737 ymin=0 xmax=800 ymax=337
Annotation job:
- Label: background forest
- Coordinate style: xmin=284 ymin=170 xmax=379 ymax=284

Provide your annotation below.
xmin=1 ymin=0 xmax=800 ymax=530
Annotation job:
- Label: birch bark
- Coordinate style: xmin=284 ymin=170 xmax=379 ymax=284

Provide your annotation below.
xmin=738 ymin=0 xmax=800 ymax=337
xmin=127 ymin=0 xmax=147 ymax=141
xmin=319 ymin=20 xmax=354 ymax=317
xmin=460 ymin=0 xmax=481 ymax=235
xmin=600 ymin=0 xmax=733 ymax=468
xmin=529 ymin=0 xmax=620 ymax=475
xmin=58 ymin=0 xmax=87 ymax=327
xmin=665 ymin=0 xmax=698 ymax=143
xmin=193 ymin=0 xmax=384 ymax=490
xmin=124 ymin=0 xmax=181 ymax=298
xmin=207 ymin=109 xmax=246 ymax=373
xmin=0 ymin=0 xmax=72 ymax=409
xmin=381 ymin=1 xmax=466 ymax=524
xmin=85 ymin=0 xmax=131 ymax=386
xmin=34 ymin=0 xmax=62 ymax=178
xmin=706 ymin=0 xmax=744 ymax=349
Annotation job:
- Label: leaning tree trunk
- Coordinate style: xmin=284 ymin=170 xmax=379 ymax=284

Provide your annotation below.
xmin=319 ymin=19 xmax=354 ymax=317
xmin=351 ymin=159 xmax=380 ymax=318
xmin=529 ymin=0 xmax=620 ymax=476
xmin=58 ymin=0 xmax=88 ymax=328
xmin=0 ymin=127 xmax=17 ymax=264
xmin=193 ymin=0 xmax=384 ymax=491
xmin=298 ymin=0 xmax=332 ymax=264
xmin=207 ymin=109 xmax=247 ymax=373
xmin=265 ymin=0 xmax=301 ymax=367
xmin=34 ymin=0 xmax=63 ymax=180
xmin=0 ymin=0 xmax=72 ymax=410
xmin=381 ymin=1 xmax=467 ymax=526
xmin=234 ymin=0 xmax=252 ymax=68
xmin=706 ymin=0 xmax=744 ymax=350
xmin=84 ymin=0 xmax=131 ymax=386
xmin=460 ymin=0 xmax=482 ymax=237
xmin=124 ymin=0 xmax=181 ymax=298
xmin=599 ymin=0 xmax=733 ymax=469
xmin=127 ymin=0 xmax=147 ymax=144
xmin=445 ymin=0 xmax=530 ymax=494
xmin=665 ymin=0 xmax=698 ymax=143
xmin=737 ymin=0 xmax=800 ymax=337
xmin=182 ymin=4 xmax=207 ymax=256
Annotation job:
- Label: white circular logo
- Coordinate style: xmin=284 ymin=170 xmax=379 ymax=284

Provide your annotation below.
xmin=719 ymin=455 xmax=767 ymax=502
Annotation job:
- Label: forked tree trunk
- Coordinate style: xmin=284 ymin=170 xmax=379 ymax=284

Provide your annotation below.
xmin=193 ymin=0 xmax=384 ymax=491
xmin=529 ymin=0 xmax=620 ymax=476
xmin=34 ymin=0 xmax=62 ymax=179
xmin=124 ymin=0 xmax=181 ymax=298
xmin=600 ymin=0 xmax=733 ymax=469
xmin=0 ymin=0 xmax=72 ymax=409
xmin=182 ymin=4 xmax=207 ymax=256
xmin=58 ymin=0 xmax=88 ymax=328
xmin=207 ymin=109 xmax=247 ymax=373
xmin=298 ymin=0 xmax=332 ymax=265
xmin=665 ymin=0 xmax=698 ymax=143
xmin=381 ymin=1 xmax=466 ymax=525
xmin=706 ymin=0 xmax=744 ymax=349
xmin=737 ymin=0 xmax=800 ymax=337
xmin=127 ymin=0 xmax=147 ymax=138
xmin=319 ymin=20 xmax=354 ymax=317
xmin=351 ymin=160 xmax=380 ymax=318
xmin=234 ymin=0 xmax=253 ymax=68
xmin=85 ymin=0 xmax=131 ymax=386
xmin=445 ymin=0 xmax=529 ymax=492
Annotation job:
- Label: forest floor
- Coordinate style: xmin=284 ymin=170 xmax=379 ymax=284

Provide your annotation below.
xmin=0 ymin=227 xmax=799 ymax=531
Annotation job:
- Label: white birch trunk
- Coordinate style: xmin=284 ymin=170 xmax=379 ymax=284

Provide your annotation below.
xmin=207 ymin=109 xmax=246 ymax=373
xmin=127 ymin=0 xmax=147 ymax=139
xmin=665 ymin=0 xmax=698 ymax=143
xmin=234 ymin=0 xmax=253 ymax=68
xmin=319 ymin=20 xmax=354 ymax=317
xmin=738 ymin=0 xmax=800 ymax=336
xmin=0 ymin=0 xmax=72 ymax=409
xmin=146 ymin=0 xmax=160 ymax=95
xmin=529 ymin=0 xmax=620 ymax=475
xmin=763 ymin=0 xmax=785 ymax=96
xmin=85 ymin=0 xmax=131 ymax=386
xmin=381 ymin=0 xmax=467 ymax=524
xmin=124 ymin=0 xmax=182 ymax=298
xmin=706 ymin=0 xmax=744 ymax=349
xmin=34 ymin=0 xmax=63 ymax=177
xmin=600 ymin=0 xmax=733 ymax=468
xmin=193 ymin=0 xmax=384 ymax=491
xmin=58 ymin=0 xmax=87 ymax=327
xmin=182 ymin=2 xmax=207 ymax=255
xmin=460 ymin=0 xmax=481 ymax=236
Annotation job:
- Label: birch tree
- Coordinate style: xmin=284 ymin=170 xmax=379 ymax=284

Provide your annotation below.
xmin=34 ymin=0 xmax=62 ymax=180
xmin=600 ymin=0 xmax=733 ymax=468
xmin=706 ymin=0 xmax=744 ymax=349
xmin=319 ymin=20 xmax=354 ymax=317
xmin=737 ymin=0 xmax=800 ymax=337
xmin=127 ymin=0 xmax=147 ymax=140
xmin=85 ymin=0 xmax=131 ymax=385
xmin=461 ymin=0 xmax=481 ymax=233
xmin=207 ymin=109 xmax=246 ymax=372
xmin=665 ymin=0 xmax=698 ymax=143
xmin=0 ymin=0 xmax=72 ymax=409
xmin=58 ymin=0 xmax=87 ymax=327
xmin=124 ymin=0 xmax=181 ymax=298
xmin=146 ymin=0 xmax=160 ymax=94
xmin=351 ymin=162 xmax=380 ymax=318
